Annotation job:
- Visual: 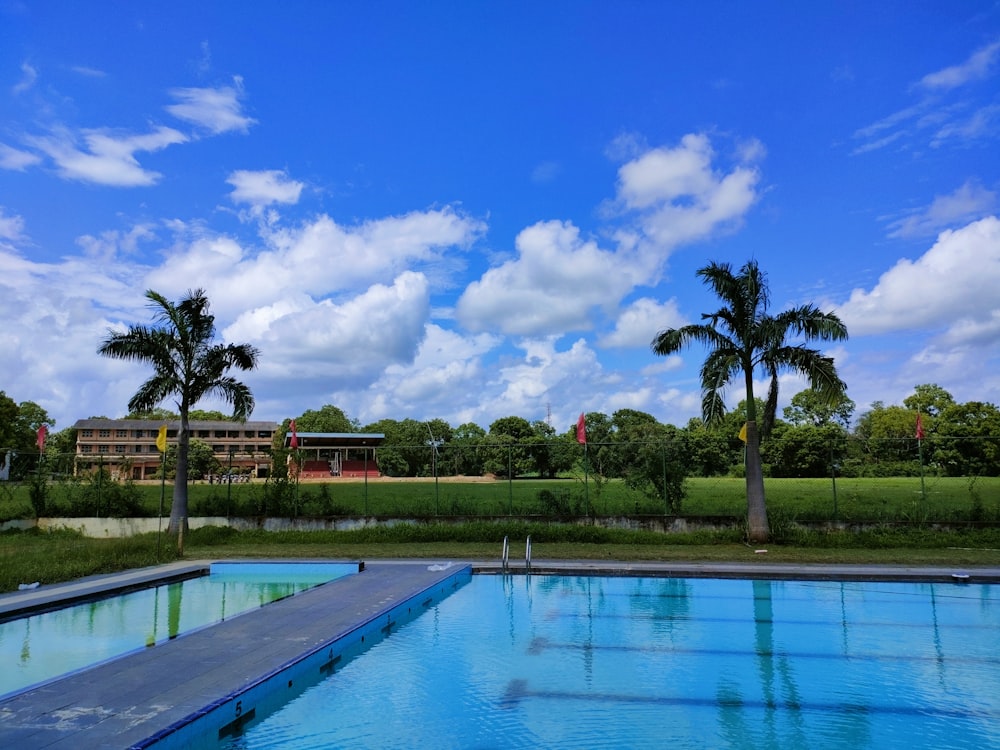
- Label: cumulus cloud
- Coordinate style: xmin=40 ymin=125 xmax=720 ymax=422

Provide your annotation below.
xmin=233 ymin=270 xmax=432 ymax=387
xmin=166 ymin=80 xmax=255 ymax=134
xmin=145 ymin=206 xmax=484 ymax=316
xmin=26 ymin=126 xmax=188 ymax=186
xmin=456 ymin=134 xmax=760 ymax=340
xmin=837 ymin=216 xmax=1000 ymax=337
xmin=888 ymin=180 xmax=998 ymax=238
xmin=610 ymin=133 xmax=763 ymax=252
xmin=227 ymin=169 xmax=304 ymax=208
xmin=600 ymin=297 xmax=687 ymax=348
xmin=0 ymin=243 xmax=152 ymax=424
xmin=455 ymin=220 xmax=641 ymax=337
xmin=362 ymin=324 xmax=502 ymax=422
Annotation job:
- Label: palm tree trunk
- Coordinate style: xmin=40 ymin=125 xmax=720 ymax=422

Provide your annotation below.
xmin=744 ymin=420 xmax=770 ymax=543
xmin=168 ymin=413 xmax=190 ymax=536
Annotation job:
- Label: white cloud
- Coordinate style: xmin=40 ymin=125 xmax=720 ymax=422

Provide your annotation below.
xmin=455 ymin=219 xmax=641 ymax=337
xmin=361 ymin=324 xmax=502 ymax=423
xmin=0 ymin=143 xmax=42 ymax=171
xmin=530 ymin=161 xmax=560 ymax=183
xmin=70 ymin=65 xmax=106 ymax=78
xmin=227 ymin=169 xmax=304 ymax=208
xmin=611 ymin=133 xmax=762 ymax=252
xmin=837 ymin=216 xmax=1000 ymax=336
xmin=0 ymin=244 xmax=152 ymax=425
xmin=27 ymin=126 xmax=188 ymax=186
xmin=234 ymin=271 xmax=432 ymax=387
xmin=854 ymin=39 xmax=1000 ymax=154
xmin=456 ymin=134 xmax=760 ymax=340
xmin=145 ymin=206 xmax=484 ymax=317
xmin=12 ymin=61 xmax=37 ymax=95
xmin=929 ymin=103 xmax=1000 ymax=148
xmin=887 ymin=180 xmax=998 ymax=238
xmin=918 ymin=39 xmax=1000 ymax=91
xmin=166 ymin=80 xmax=255 ymax=134
xmin=0 ymin=209 xmax=27 ymax=243
xmin=600 ymin=297 xmax=687 ymax=348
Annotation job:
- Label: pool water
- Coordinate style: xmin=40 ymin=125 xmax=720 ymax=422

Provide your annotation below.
xmin=216 ymin=574 xmax=1000 ymax=750
xmin=0 ymin=562 xmax=356 ymax=698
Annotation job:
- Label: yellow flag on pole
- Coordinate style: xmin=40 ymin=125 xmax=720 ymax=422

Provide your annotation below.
xmin=738 ymin=423 xmax=748 ymax=443
xmin=156 ymin=424 xmax=168 ymax=453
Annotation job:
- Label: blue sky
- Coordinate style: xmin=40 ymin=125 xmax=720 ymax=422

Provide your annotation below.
xmin=2 ymin=1 xmax=999 ymax=433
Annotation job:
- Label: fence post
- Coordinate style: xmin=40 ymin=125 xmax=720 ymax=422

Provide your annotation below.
xmin=662 ymin=441 xmax=668 ymax=516
xmin=830 ymin=438 xmax=838 ymax=519
xmin=507 ymin=446 xmax=513 ymax=515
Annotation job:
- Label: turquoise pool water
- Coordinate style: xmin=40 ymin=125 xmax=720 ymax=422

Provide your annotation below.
xmin=214 ymin=574 xmax=999 ymax=750
xmin=0 ymin=562 xmax=356 ymax=698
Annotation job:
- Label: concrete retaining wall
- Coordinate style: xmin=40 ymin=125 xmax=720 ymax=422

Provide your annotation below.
xmin=1 ymin=515 xmax=743 ymax=538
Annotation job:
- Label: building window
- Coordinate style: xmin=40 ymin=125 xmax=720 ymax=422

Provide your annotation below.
xmin=213 ymin=445 xmax=224 ymax=453
xmin=198 ymin=430 xmax=209 ymax=438
xmin=115 ymin=445 xmax=126 ymax=453
xmin=116 ymin=430 xmax=127 ymax=438
xmin=82 ymin=429 xmax=93 ymax=437
xmin=99 ymin=429 xmax=110 ymax=437
xmin=81 ymin=445 xmax=92 ymax=453
xmin=98 ymin=445 xmax=109 ymax=453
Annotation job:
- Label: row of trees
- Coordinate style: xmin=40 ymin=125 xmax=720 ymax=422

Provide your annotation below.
xmin=271 ymin=383 xmax=999 ymax=481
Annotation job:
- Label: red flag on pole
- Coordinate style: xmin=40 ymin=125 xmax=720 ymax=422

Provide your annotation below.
xmin=915 ymin=413 xmax=925 ymax=440
xmin=289 ymin=419 xmax=298 ymax=448
xmin=36 ymin=425 xmax=47 ymax=452
xmin=576 ymin=413 xmax=587 ymax=444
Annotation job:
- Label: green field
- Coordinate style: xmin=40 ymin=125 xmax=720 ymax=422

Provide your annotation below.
xmin=1 ymin=474 xmax=998 ymax=523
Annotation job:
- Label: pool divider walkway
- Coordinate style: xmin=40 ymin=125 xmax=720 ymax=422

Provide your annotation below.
xmin=0 ymin=560 xmax=471 ymax=750
xmin=1 ymin=558 xmax=998 ymax=749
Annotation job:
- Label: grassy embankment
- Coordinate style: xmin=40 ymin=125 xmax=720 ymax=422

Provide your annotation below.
xmin=3 ymin=519 xmax=1000 ymax=594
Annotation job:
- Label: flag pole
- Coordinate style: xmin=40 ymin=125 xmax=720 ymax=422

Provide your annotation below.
xmin=156 ymin=424 xmax=167 ymax=558
xmin=157 ymin=451 xmax=165 ymax=558
xmin=577 ymin=413 xmax=589 ymax=517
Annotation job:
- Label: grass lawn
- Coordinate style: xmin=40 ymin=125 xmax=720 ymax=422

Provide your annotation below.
xmin=3 ymin=475 xmax=998 ymax=522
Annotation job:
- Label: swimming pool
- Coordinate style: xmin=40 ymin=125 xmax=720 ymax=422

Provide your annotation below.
xmin=0 ymin=562 xmax=357 ymax=699
xmin=207 ymin=574 xmax=999 ymax=750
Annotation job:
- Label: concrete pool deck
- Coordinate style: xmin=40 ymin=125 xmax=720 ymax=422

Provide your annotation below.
xmin=1 ymin=558 xmax=998 ymax=749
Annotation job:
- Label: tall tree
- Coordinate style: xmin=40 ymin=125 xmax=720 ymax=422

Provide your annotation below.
xmin=651 ymin=260 xmax=848 ymax=541
xmin=98 ymin=289 xmax=259 ymax=533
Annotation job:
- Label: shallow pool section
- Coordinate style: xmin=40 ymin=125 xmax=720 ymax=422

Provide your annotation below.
xmin=0 ymin=562 xmax=357 ymax=698
xmin=214 ymin=575 xmax=1000 ymax=750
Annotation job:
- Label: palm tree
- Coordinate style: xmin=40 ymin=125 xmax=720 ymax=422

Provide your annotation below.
xmin=99 ymin=289 xmax=259 ymax=534
xmin=651 ymin=260 xmax=848 ymax=542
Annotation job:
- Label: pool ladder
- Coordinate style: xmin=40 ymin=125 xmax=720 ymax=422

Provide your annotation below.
xmin=501 ymin=535 xmax=531 ymax=572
